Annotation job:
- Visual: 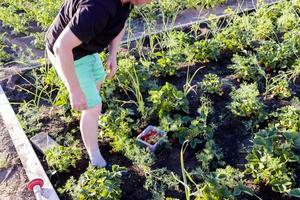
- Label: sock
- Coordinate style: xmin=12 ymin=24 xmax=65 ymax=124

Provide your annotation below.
xmin=89 ymin=148 xmax=107 ymax=168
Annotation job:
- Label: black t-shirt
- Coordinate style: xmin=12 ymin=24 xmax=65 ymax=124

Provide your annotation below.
xmin=45 ymin=0 xmax=133 ymax=60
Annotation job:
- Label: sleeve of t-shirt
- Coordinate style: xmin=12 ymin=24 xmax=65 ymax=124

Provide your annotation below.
xmin=68 ymin=5 xmax=109 ymax=43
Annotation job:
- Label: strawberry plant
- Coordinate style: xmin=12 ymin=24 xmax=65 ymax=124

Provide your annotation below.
xmin=148 ymin=31 xmax=191 ymax=77
xmin=100 ymin=109 xmax=154 ymax=169
xmin=289 ymin=59 xmax=300 ymax=80
xmin=100 ymin=108 xmax=137 ymax=140
xmin=161 ymin=31 xmax=190 ymax=51
xmin=229 ymin=54 xmax=265 ymax=82
xmin=174 ymin=97 xmax=214 ymax=148
xmin=276 ymin=41 xmax=297 ymax=68
xmin=144 ymin=168 xmax=179 ymax=199
xmin=283 ymin=28 xmax=300 ymax=58
xmin=255 ymin=37 xmax=295 ymax=71
xmin=269 ymin=105 xmax=300 ymax=132
xmin=199 ymin=73 xmax=223 ymax=95
xmin=175 ymin=117 xmax=211 ymax=148
xmin=265 ymin=75 xmax=291 ymax=99
xmin=150 ymin=51 xmax=177 ymax=77
xmin=256 ymin=40 xmax=280 ymax=70
xmin=196 ymin=166 xmax=254 ymax=200
xmin=177 ymin=142 xmax=256 ymax=200
xmin=157 ymin=0 xmax=182 ymax=17
xmin=244 ymin=128 xmax=300 ymax=196
xmin=190 ymin=39 xmax=222 ymax=62
xmin=148 ymin=82 xmax=189 ymax=119
xmin=284 ymin=131 xmax=300 ymax=150
xmin=130 ymin=0 xmax=226 ymax=20
xmin=252 ymin=15 xmax=275 ymax=40
xmin=195 ymin=139 xmax=224 ymax=171
xmin=123 ymin=139 xmax=154 ymax=169
xmin=197 ymin=0 xmax=227 ymax=8
xmin=159 ymin=114 xmax=191 ymax=132
xmin=45 ymin=143 xmax=82 ymax=173
xmin=228 ymin=83 xmax=264 ymax=118
xmin=215 ymin=14 xmax=253 ymax=52
xmin=59 ymin=165 xmax=124 ymax=200
xmin=0 ymin=6 xmax=28 ymax=34
xmin=277 ymin=7 xmax=299 ymax=32
xmin=17 ymin=103 xmax=43 ymax=138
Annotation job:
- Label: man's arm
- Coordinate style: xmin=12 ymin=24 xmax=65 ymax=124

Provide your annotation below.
xmin=106 ymin=26 xmax=126 ymax=79
xmin=53 ymin=26 xmax=87 ymax=111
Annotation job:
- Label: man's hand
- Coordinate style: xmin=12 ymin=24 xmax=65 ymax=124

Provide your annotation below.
xmin=106 ymin=26 xmax=125 ymax=79
xmin=69 ymin=88 xmax=88 ymax=111
xmin=105 ymin=54 xmax=118 ymax=79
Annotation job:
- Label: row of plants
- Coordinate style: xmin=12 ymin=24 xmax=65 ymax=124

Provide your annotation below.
xmin=131 ymin=0 xmax=227 ymax=20
xmin=0 ymin=0 xmax=229 ymax=52
xmin=2 ymin=0 xmax=300 ymax=199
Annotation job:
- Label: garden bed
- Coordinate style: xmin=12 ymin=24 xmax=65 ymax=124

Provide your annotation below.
xmin=0 ymin=0 xmax=278 ymax=81
xmin=1 ymin=0 xmax=300 ymax=199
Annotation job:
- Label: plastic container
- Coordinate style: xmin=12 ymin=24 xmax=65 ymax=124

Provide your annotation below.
xmin=136 ymin=125 xmax=167 ymax=152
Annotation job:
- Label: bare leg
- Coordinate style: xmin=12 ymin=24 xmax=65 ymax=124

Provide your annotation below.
xmin=80 ymin=104 xmax=107 ymax=167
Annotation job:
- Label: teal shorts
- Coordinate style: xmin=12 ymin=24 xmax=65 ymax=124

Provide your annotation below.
xmin=46 ymin=47 xmax=107 ymax=109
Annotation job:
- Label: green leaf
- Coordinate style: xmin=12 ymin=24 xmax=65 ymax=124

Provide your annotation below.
xmin=233 ymin=184 xmax=254 ymax=196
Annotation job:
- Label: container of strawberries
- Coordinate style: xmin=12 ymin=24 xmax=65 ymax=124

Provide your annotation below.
xmin=136 ymin=125 xmax=167 ymax=152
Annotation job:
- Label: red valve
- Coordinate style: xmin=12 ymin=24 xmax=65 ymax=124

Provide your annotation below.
xmin=27 ymin=178 xmax=44 ymax=191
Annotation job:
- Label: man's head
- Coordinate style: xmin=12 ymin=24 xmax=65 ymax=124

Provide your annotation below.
xmin=126 ymin=0 xmax=152 ymax=5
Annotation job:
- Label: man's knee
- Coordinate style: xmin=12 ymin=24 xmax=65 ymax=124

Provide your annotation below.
xmin=83 ymin=103 xmax=102 ymax=115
